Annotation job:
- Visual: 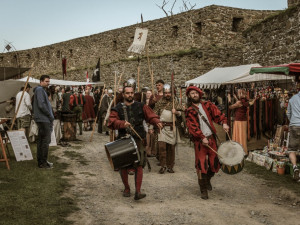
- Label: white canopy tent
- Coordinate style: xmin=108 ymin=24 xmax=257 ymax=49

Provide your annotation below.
xmin=17 ymin=76 xmax=103 ymax=86
xmin=0 ymin=77 xmax=103 ymax=117
xmin=185 ymin=64 xmax=293 ymax=89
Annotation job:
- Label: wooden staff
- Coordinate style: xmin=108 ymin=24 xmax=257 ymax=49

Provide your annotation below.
xmin=89 ymin=84 xmax=106 ymax=142
xmin=171 ymin=71 xmax=176 ymax=137
xmin=10 ymin=62 xmax=34 ymax=130
xmin=111 ymin=69 xmax=124 ymax=141
xmin=137 ymin=57 xmax=140 ymax=92
xmin=113 ymin=71 xmax=117 ymax=106
xmin=146 ymin=46 xmax=154 ymax=96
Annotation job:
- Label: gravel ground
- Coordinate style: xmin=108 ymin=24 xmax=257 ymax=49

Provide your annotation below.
xmin=54 ymin=127 xmax=300 ymax=225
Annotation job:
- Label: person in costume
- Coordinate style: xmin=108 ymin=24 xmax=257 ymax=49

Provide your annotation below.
xmin=228 ymin=89 xmax=255 ymax=156
xmin=149 ymin=79 xmax=165 ymax=109
xmin=185 ymin=86 xmax=229 ymax=199
xmin=107 ymin=82 xmax=163 ymax=200
xmin=150 ymin=84 xmax=184 ymax=173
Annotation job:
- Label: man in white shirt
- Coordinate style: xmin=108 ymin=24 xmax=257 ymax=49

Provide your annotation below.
xmin=15 ymin=84 xmax=32 ymax=136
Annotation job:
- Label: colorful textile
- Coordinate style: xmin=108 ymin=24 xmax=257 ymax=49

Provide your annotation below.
xmin=232 ymin=121 xmax=248 ymax=154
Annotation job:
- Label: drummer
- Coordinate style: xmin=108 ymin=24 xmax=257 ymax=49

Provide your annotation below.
xmin=185 ymin=86 xmax=229 ymax=200
xmin=107 ymin=80 xmax=163 ymax=200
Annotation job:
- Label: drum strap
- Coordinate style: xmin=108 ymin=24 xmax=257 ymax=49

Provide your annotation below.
xmin=191 ymin=105 xmax=221 ymax=144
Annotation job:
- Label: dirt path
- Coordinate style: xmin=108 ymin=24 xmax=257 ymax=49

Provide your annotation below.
xmin=54 ymin=131 xmax=300 ymax=225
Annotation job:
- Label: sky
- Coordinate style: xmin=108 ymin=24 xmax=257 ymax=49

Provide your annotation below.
xmin=0 ymin=0 xmax=287 ymax=51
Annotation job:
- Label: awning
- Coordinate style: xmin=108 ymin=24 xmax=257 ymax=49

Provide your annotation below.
xmin=17 ymin=76 xmax=103 ymax=86
xmin=185 ymin=64 xmax=261 ymax=88
xmin=185 ymin=64 xmax=293 ymax=89
xmin=250 ymin=63 xmax=300 ymax=76
xmin=0 ymin=67 xmax=30 ymax=81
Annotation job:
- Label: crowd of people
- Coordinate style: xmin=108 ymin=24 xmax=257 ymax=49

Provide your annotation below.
xmin=8 ymin=74 xmax=300 ymax=200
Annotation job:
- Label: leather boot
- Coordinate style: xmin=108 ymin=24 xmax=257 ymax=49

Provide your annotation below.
xmin=134 ymin=192 xmax=146 ymax=200
xmin=198 ymin=177 xmax=208 ymax=200
xmin=206 ymin=175 xmax=212 ymax=191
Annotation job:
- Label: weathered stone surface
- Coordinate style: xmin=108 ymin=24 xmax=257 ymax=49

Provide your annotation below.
xmin=0 ymin=5 xmax=279 ymax=87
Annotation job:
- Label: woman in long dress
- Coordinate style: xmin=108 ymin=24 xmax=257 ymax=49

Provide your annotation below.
xmin=82 ymin=89 xmax=95 ymax=131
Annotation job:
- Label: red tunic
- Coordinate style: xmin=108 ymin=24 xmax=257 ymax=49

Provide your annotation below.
xmin=82 ymin=95 xmax=95 ymax=122
xmin=234 ymin=98 xmax=249 ymax=121
xmin=185 ymin=101 xmax=228 ymax=174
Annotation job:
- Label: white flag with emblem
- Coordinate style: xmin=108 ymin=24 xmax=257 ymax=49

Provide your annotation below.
xmin=128 ymin=28 xmax=148 ymax=54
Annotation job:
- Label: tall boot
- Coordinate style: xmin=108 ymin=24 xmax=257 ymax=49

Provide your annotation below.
xmin=207 ymin=171 xmax=215 ymax=191
xmin=120 ymin=169 xmax=130 ymax=197
xmin=198 ymin=174 xmax=208 ymax=200
xmin=134 ymin=166 xmax=146 ymax=200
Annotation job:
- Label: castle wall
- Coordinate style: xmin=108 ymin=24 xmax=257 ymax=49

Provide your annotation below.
xmin=243 ymin=5 xmax=300 ymax=66
xmin=0 ymin=5 xmax=277 ymax=88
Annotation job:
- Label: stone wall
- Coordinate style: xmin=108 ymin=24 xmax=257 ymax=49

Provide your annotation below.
xmin=0 ymin=5 xmax=277 ymax=88
xmin=243 ymin=4 xmax=300 ymax=66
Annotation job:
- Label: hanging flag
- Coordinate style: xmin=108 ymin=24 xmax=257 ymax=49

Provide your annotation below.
xmin=86 ymin=71 xmax=89 ymax=83
xmin=92 ymin=58 xmax=100 ymax=82
xmin=128 ymin=28 xmax=148 ymax=54
xmin=62 ymin=57 xmax=67 ymax=79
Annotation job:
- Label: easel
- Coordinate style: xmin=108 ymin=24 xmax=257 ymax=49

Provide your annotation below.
xmin=0 ymin=120 xmax=10 ymax=170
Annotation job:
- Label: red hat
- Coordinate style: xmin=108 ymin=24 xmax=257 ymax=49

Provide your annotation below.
xmin=186 ymin=85 xmax=203 ymax=97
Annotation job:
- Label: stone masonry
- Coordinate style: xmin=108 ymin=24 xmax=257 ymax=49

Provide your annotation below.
xmin=0 ymin=5 xmax=278 ymax=88
xmin=243 ymin=3 xmax=300 ymax=66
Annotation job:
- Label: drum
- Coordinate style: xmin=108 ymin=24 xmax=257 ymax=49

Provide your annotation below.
xmin=105 ymin=136 xmax=140 ymax=170
xmin=61 ymin=113 xmax=77 ymax=141
xmin=218 ymin=141 xmax=245 ymax=175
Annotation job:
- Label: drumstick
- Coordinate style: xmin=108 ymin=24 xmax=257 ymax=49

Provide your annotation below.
xmin=226 ymin=130 xmax=232 ymax=142
xmin=205 ymin=144 xmax=223 ymax=159
xmin=128 ymin=124 xmax=143 ymax=141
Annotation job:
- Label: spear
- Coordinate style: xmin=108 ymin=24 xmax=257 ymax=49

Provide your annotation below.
xmin=171 ymin=69 xmax=176 ymax=137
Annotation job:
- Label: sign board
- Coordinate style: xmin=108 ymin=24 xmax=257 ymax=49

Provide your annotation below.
xmin=127 ymin=28 xmax=148 ymax=54
xmin=7 ymin=130 xmax=33 ymax=161
xmin=49 ymin=129 xmax=57 ymax=147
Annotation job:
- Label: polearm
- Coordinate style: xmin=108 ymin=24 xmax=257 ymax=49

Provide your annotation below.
xmin=146 ymin=47 xmax=155 ymax=96
xmin=10 ymin=62 xmax=34 ymax=130
xmin=137 ymin=57 xmax=140 ymax=92
xmin=171 ymin=69 xmax=176 ymax=137
xmin=89 ymin=84 xmax=106 ymax=142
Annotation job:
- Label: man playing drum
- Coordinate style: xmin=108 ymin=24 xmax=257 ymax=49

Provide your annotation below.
xmin=108 ymin=82 xmax=163 ymax=200
xmin=185 ymin=86 xmax=230 ymax=199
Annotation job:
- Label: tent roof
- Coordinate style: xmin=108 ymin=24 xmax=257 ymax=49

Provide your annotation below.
xmin=185 ymin=64 xmax=261 ymax=88
xmin=185 ymin=64 xmax=293 ymax=89
xmin=224 ymin=73 xmax=293 ymax=84
xmin=16 ymin=76 xmax=103 ymax=86
xmin=250 ymin=63 xmax=300 ymax=75
xmin=0 ymin=67 xmax=30 ymax=81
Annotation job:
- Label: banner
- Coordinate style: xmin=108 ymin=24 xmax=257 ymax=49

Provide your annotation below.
xmin=128 ymin=28 xmax=148 ymax=54
xmin=62 ymin=57 xmax=67 ymax=78
xmin=92 ymin=58 xmax=100 ymax=82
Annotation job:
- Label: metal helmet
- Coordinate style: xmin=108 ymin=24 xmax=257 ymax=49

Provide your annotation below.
xmin=125 ymin=78 xmax=136 ymax=89
xmin=163 ymin=84 xmax=171 ymax=92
